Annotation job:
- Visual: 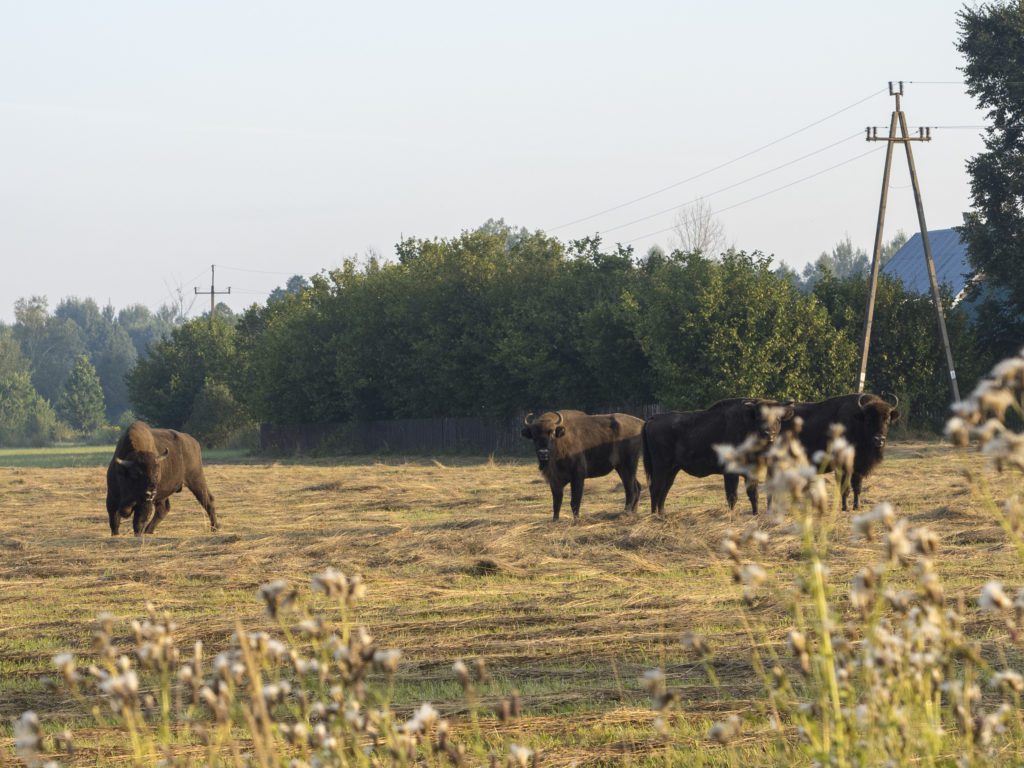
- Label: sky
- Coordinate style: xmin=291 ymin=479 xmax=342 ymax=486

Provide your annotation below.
xmin=0 ymin=1 xmax=988 ymax=322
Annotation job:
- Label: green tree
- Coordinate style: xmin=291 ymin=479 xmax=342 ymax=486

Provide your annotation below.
xmin=812 ymin=273 xmax=984 ymax=427
xmin=0 ymin=328 xmax=59 ymax=446
xmin=13 ymin=296 xmax=86 ymax=403
xmin=183 ymin=378 xmax=252 ymax=447
xmin=957 ymin=1 xmax=1024 ymax=355
xmin=127 ymin=317 xmax=243 ymax=428
xmin=57 ymin=355 xmax=107 ymax=431
xmin=634 ymin=250 xmax=857 ymax=408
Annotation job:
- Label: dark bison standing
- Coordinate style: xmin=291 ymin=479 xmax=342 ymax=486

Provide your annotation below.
xmin=642 ymin=399 xmax=795 ymax=516
xmin=521 ymin=410 xmax=644 ymax=521
xmin=106 ymin=421 xmax=218 ymax=536
xmin=788 ymin=393 xmax=899 ymax=511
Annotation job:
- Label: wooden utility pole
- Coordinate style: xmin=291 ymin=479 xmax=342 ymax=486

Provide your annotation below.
xmin=858 ymin=81 xmax=960 ymax=402
xmin=194 ymin=264 xmax=231 ymax=327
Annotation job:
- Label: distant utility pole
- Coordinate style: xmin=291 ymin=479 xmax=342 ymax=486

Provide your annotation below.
xmin=858 ymin=81 xmax=960 ymax=402
xmin=194 ymin=264 xmax=231 ymax=327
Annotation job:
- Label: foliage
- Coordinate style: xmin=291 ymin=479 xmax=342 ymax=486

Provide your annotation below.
xmin=183 ymin=378 xmax=254 ymax=448
xmin=56 ymin=355 xmax=107 ymax=432
xmin=798 ymin=232 xmax=906 ymax=292
xmin=957 ymin=1 xmax=1024 ymax=359
xmin=127 ymin=317 xmax=242 ymax=430
xmin=812 ymin=272 xmax=985 ymax=427
xmin=0 ymin=328 xmax=59 ymax=447
xmin=634 ymin=249 xmax=857 ymax=408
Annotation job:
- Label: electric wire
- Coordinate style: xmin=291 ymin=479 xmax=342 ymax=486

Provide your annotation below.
xmin=597 ymin=132 xmax=863 ymax=236
xmin=622 ymin=146 xmax=884 ymax=245
xmin=548 ymin=88 xmax=888 ymax=231
xmin=214 ymin=264 xmax=298 ymax=276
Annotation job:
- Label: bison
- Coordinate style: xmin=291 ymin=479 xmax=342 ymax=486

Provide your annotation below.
xmin=642 ymin=398 xmax=795 ymax=516
xmin=106 ymin=421 xmax=218 ymax=536
xmin=520 ymin=410 xmax=644 ymax=521
xmin=787 ymin=393 xmax=899 ymax=511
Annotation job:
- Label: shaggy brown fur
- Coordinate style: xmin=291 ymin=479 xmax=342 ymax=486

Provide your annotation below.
xmin=105 ymin=421 xmax=218 ymax=536
xmin=786 ymin=393 xmax=899 ymax=511
xmin=521 ymin=411 xmax=644 ymax=521
xmin=642 ymin=398 xmax=794 ymax=516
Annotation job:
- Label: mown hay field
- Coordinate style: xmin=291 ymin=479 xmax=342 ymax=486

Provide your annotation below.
xmin=1 ymin=441 xmax=1021 ymax=765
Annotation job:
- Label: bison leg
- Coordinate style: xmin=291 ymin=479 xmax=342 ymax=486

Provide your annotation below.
xmin=851 ymin=473 xmax=864 ymax=511
xmin=744 ymin=477 xmax=759 ymax=516
xmin=724 ymin=474 xmax=740 ymax=510
xmin=569 ymin=475 xmax=584 ymax=520
xmin=187 ymin=477 xmax=219 ymax=531
xmin=650 ymin=468 xmax=678 ymax=515
xmin=145 ymin=498 xmax=170 ymax=534
xmin=837 ymin=470 xmax=851 ymax=512
xmin=133 ymin=502 xmax=155 ymax=537
xmin=106 ymin=491 xmax=121 ymax=536
xmin=550 ymin=483 xmax=564 ymax=521
xmin=616 ymin=466 xmax=640 ymax=513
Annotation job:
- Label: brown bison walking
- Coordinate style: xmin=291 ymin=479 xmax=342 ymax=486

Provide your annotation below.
xmin=642 ymin=399 xmax=795 ymax=516
xmin=105 ymin=421 xmax=218 ymax=536
xmin=787 ymin=393 xmax=899 ymax=511
xmin=521 ymin=410 xmax=644 ymax=521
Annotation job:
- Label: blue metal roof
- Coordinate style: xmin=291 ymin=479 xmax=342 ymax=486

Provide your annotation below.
xmin=881 ymin=228 xmax=972 ymax=299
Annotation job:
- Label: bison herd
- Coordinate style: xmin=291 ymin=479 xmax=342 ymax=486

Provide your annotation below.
xmin=521 ymin=393 xmax=899 ymax=521
xmin=106 ymin=392 xmax=898 ymax=535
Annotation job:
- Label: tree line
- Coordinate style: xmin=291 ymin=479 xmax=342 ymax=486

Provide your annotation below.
xmin=120 ymin=225 xmax=989 ymax=445
xmin=0 ymin=299 xmax=180 ymax=445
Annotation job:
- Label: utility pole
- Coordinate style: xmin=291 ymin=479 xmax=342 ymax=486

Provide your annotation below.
xmin=194 ymin=264 xmax=231 ymax=327
xmin=858 ymin=81 xmax=960 ymax=402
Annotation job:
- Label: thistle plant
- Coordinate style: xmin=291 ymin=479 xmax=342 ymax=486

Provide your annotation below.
xmin=703 ymin=398 xmax=1024 ymax=766
xmin=17 ymin=570 xmax=533 ymax=767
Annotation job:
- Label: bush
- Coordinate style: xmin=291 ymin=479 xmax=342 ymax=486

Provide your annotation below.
xmin=183 ymin=379 xmax=255 ymax=448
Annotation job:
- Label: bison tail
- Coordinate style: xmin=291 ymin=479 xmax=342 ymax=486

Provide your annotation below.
xmin=642 ymin=421 xmax=653 ymax=484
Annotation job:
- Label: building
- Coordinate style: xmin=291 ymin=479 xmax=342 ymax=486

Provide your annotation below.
xmin=880 ymin=228 xmax=973 ymax=304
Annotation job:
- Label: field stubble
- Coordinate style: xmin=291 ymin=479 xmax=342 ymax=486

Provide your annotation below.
xmin=0 ymin=441 xmax=1020 ymax=765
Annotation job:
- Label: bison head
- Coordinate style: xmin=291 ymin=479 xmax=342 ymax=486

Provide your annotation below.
xmin=521 ymin=412 xmax=565 ymax=471
xmin=856 ymin=393 xmax=900 ymax=450
xmin=745 ymin=400 xmax=795 ymax=445
xmin=114 ymin=448 xmax=170 ymax=507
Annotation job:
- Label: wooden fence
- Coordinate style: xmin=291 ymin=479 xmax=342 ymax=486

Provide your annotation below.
xmin=260 ymin=405 xmax=665 ymax=456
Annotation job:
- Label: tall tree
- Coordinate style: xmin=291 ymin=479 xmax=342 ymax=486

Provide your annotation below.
xmin=0 ymin=328 xmax=59 ymax=446
xmin=57 ymin=355 xmax=106 ymax=432
xmin=957 ymin=1 xmax=1024 ymax=354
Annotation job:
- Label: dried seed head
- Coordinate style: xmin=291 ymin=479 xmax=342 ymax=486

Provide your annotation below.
xmin=990 ymin=670 xmax=1024 ymax=695
xmin=788 ymin=630 xmax=806 ymax=655
xmin=980 ymin=581 xmax=1012 ymax=612
xmin=707 ymin=714 xmax=741 ymax=745
xmin=641 ymin=667 xmax=666 ymax=696
xmin=311 ymin=567 xmax=347 ymax=598
xmin=507 ymin=744 xmax=533 ymax=768
xmin=452 ymin=659 xmax=471 ymax=688
xmin=681 ymin=631 xmax=711 ymax=658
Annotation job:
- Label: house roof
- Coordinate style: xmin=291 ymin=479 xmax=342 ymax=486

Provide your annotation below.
xmin=881 ymin=228 xmax=972 ymax=299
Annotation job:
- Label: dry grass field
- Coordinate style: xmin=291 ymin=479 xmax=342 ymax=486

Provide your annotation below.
xmin=1 ymin=440 xmax=1022 ymax=765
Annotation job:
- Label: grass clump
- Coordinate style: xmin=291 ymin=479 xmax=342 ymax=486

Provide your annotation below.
xmin=16 ymin=570 xmax=534 ymax=768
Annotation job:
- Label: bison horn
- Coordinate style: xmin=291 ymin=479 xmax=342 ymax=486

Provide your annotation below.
xmin=857 ymin=393 xmax=871 ymax=410
xmin=883 ymin=391 xmax=899 ymax=410
xmin=523 ymin=412 xmax=535 ymax=427
xmin=554 ymin=411 xmax=563 ymax=426
xmin=157 ymin=448 xmax=170 ymax=462
xmin=115 ymin=457 xmax=134 ymax=468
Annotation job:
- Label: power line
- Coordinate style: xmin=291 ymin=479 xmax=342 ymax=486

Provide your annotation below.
xmin=215 ymin=264 xmax=298 ymax=276
xmin=597 ymin=132 xmax=863 ymax=236
xmin=548 ymin=88 xmax=888 ymax=232
xmin=623 ymin=146 xmax=883 ymax=244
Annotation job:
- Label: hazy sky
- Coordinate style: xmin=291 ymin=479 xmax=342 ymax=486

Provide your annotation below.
xmin=0 ymin=1 xmax=987 ymax=322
